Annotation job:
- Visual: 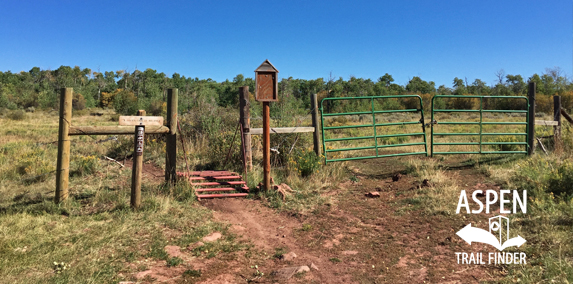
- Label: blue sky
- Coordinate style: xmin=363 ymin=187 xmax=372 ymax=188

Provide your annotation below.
xmin=0 ymin=0 xmax=571 ymax=87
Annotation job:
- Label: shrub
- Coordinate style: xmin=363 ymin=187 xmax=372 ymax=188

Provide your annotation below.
xmin=494 ymin=136 xmax=520 ymax=152
xmin=149 ymin=100 xmax=167 ymax=116
xmin=113 ymin=89 xmax=138 ymax=115
xmin=72 ymin=92 xmax=86 ymax=110
xmin=8 ymin=110 xmax=26 ymax=120
xmin=547 ymin=161 xmax=573 ymax=197
xmin=289 ymin=149 xmax=321 ymax=177
xmin=74 ymin=155 xmax=98 ymax=176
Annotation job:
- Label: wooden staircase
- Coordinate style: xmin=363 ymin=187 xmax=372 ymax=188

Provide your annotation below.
xmin=177 ymin=171 xmax=249 ymax=200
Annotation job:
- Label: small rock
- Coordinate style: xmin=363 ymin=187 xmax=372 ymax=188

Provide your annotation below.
xmin=392 ymin=173 xmax=402 ymax=182
xmin=295 ymin=266 xmax=310 ymax=273
xmin=365 ymin=192 xmax=380 ymax=198
xmin=202 ymin=232 xmax=222 ymax=242
xmin=282 ymin=235 xmax=286 ymax=238
xmin=310 ymin=263 xmax=319 ymax=271
xmin=280 ymin=252 xmax=297 ymax=261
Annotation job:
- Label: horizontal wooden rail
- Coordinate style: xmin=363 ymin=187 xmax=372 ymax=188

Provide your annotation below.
xmin=249 ymin=127 xmax=315 ymax=135
xmin=69 ymin=125 xmax=170 ymax=136
xmin=535 ymin=120 xmax=559 ymax=126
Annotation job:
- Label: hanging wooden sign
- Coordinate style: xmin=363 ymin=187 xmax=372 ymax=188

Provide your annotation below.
xmin=255 ymin=59 xmax=279 ymax=102
xmin=119 ymin=116 xmax=164 ymax=126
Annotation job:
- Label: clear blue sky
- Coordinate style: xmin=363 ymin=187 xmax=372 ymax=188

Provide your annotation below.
xmin=0 ymin=0 xmax=571 ymax=87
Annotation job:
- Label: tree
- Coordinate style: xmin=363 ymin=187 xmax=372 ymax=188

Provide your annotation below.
xmin=505 ymin=74 xmax=526 ymax=95
xmin=452 ymin=77 xmax=466 ymax=95
xmin=406 ymin=76 xmax=435 ymax=94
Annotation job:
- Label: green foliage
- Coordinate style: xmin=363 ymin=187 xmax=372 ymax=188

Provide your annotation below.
xmin=547 ymin=160 xmax=573 ymax=197
xmin=183 ymin=269 xmax=202 ymax=277
xmin=7 ymin=110 xmax=26 ymax=120
xmin=72 ymin=155 xmax=99 ymax=176
xmin=494 ymin=136 xmax=519 ymax=152
xmin=113 ymin=89 xmax=138 ymax=115
xmin=166 ymin=257 xmax=183 ymax=267
xmin=289 ymin=150 xmax=321 ymax=177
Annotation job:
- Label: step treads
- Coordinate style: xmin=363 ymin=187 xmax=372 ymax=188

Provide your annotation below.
xmin=189 ymin=175 xmax=242 ymax=181
xmin=195 ymin=187 xmax=239 ymax=192
xmin=197 ymin=193 xmax=248 ymax=199
xmin=191 ymin=181 xmax=246 ymax=186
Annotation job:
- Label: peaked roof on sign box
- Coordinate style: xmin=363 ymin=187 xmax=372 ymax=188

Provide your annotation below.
xmin=254 ymin=59 xmax=279 ymax=73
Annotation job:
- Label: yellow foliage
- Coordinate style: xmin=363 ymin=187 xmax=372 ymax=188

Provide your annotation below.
xmin=100 ymin=91 xmax=115 ymax=108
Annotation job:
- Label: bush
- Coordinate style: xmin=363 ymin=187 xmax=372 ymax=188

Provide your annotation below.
xmin=75 ymin=155 xmax=99 ymax=176
xmin=494 ymin=136 xmax=520 ymax=152
xmin=446 ymin=95 xmax=477 ymax=110
xmin=547 ymin=161 xmax=573 ymax=197
xmin=113 ymin=89 xmax=138 ymax=115
xmin=289 ymin=149 xmax=321 ymax=177
xmin=149 ymin=100 xmax=167 ymax=116
xmin=72 ymin=92 xmax=86 ymax=110
xmin=8 ymin=110 xmax=26 ymax=120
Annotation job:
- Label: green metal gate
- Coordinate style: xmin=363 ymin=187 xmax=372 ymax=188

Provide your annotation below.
xmin=320 ymin=95 xmax=428 ymax=164
xmin=430 ymin=95 xmax=529 ymax=156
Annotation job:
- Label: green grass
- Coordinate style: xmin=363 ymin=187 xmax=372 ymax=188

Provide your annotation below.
xmin=0 ymin=110 xmax=246 ymax=284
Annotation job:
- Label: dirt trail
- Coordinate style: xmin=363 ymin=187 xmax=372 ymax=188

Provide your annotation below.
xmin=196 ymin=158 xmax=504 ymax=283
xmin=203 ymin=198 xmax=357 ymax=283
xmin=124 ymin=157 xmax=505 ymax=283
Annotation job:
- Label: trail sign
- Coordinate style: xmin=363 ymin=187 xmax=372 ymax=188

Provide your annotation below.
xmin=119 ymin=116 xmax=164 ymax=126
xmin=255 ymin=59 xmax=279 ymax=102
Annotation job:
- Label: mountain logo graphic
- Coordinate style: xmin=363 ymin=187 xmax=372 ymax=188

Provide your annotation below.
xmin=456 ymin=215 xmax=526 ymax=251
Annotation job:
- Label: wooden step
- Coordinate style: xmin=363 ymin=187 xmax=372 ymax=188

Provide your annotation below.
xmin=177 ymin=171 xmax=234 ymax=177
xmin=191 ymin=181 xmax=246 ymax=186
xmin=189 ymin=175 xmax=242 ymax=181
xmin=197 ymin=193 xmax=249 ymax=200
xmin=195 ymin=187 xmax=239 ymax=192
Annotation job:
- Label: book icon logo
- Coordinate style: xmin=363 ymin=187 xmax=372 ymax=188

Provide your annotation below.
xmin=457 ymin=215 xmax=526 ymax=251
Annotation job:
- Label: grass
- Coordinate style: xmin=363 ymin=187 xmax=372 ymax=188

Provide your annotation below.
xmin=2 ymin=107 xmax=572 ymax=283
xmin=402 ymin=121 xmax=573 ymax=283
xmin=0 ymin=110 xmax=245 ymax=284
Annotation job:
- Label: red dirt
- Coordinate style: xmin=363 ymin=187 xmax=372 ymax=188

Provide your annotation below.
xmin=126 ymin=157 xmax=508 ymax=283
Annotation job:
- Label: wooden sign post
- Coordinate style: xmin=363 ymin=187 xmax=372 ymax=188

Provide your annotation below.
xmin=255 ymin=60 xmax=279 ymax=191
xmin=121 ymin=111 xmax=163 ymax=208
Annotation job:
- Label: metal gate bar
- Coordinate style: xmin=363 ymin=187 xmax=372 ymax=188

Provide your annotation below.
xmin=430 ymin=95 xmax=529 ymax=156
xmin=320 ymin=95 xmax=428 ymax=164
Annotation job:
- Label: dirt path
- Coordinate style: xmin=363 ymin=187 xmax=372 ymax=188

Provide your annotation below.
xmin=122 ymin=157 xmax=505 ymax=283
xmin=194 ymin=158 xmax=505 ymax=283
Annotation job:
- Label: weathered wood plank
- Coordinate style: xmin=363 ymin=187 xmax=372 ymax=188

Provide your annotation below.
xmin=119 ymin=116 xmax=163 ymax=126
xmin=69 ymin=125 xmax=169 ymax=135
xmin=250 ymin=127 xmax=315 ymax=135
xmin=535 ymin=120 xmax=559 ymax=126
xmin=561 ymin=108 xmax=573 ymax=125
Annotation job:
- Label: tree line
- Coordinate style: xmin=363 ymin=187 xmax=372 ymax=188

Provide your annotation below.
xmin=0 ymin=65 xmax=571 ymax=115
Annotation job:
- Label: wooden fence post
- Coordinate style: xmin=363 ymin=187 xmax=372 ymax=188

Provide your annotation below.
xmin=554 ymin=96 xmax=562 ymax=151
xmin=239 ymin=86 xmax=252 ymax=171
xmin=131 ymin=113 xmax=145 ymax=209
xmin=527 ymin=82 xmax=536 ymax=156
xmin=165 ymin=89 xmax=178 ymax=184
xmin=263 ymin=102 xmax=271 ymax=191
xmin=311 ymin=93 xmax=321 ymax=156
xmin=55 ymin=88 xmax=73 ymax=203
